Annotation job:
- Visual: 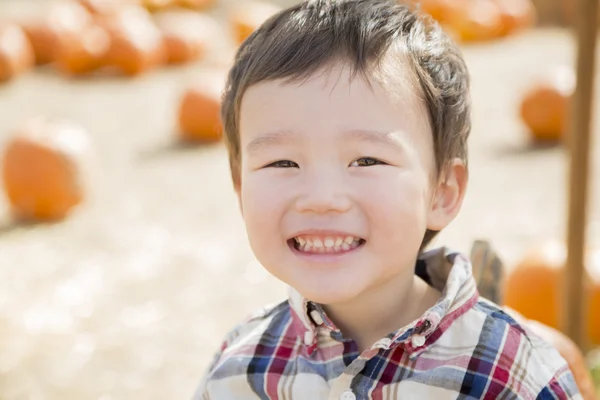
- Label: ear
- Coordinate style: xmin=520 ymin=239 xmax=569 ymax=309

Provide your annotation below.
xmin=427 ymin=158 xmax=468 ymax=231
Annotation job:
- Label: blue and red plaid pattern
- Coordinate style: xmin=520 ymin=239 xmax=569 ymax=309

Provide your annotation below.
xmin=194 ymin=248 xmax=582 ymax=399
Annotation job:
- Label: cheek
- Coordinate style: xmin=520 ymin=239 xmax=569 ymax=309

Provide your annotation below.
xmin=240 ymin=172 xmax=288 ymax=237
xmin=361 ymin=170 xmax=431 ymax=236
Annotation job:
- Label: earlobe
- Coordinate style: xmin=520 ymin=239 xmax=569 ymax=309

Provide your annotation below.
xmin=427 ymin=159 xmax=468 ymax=231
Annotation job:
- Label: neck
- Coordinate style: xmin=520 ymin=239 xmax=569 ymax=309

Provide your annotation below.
xmin=322 ymin=271 xmax=441 ymax=352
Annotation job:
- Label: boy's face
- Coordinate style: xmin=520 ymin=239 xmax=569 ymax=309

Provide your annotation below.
xmin=236 ymin=62 xmax=465 ymax=305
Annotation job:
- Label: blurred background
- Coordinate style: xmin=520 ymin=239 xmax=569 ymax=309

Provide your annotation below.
xmin=0 ymin=0 xmax=599 ymax=398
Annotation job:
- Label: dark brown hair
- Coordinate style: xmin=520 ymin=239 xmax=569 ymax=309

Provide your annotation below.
xmin=221 ymin=0 xmax=471 ymax=248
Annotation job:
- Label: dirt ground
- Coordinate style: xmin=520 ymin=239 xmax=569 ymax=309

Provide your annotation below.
xmin=0 ymin=1 xmax=599 ymax=399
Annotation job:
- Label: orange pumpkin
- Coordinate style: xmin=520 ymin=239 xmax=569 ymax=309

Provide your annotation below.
xmin=446 ymin=0 xmax=504 ymax=42
xmin=99 ymin=5 xmax=165 ymax=75
xmin=493 ymin=0 xmax=536 ymax=36
xmin=494 ymin=0 xmax=537 ymax=36
xmin=519 ymin=66 xmax=574 ymax=142
xmin=504 ymin=239 xmax=600 ymax=345
xmin=1 ymin=117 xmax=92 ymax=221
xmin=503 ymin=307 xmax=597 ymax=400
xmin=54 ymin=24 xmax=110 ymax=76
xmin=0 ymin=23 xmax=34 ymax=83
xmin=177 ymin=71 xmax=226 ymax=142
xmin=77 ymin=0 xmax=141 ymax=15
xmin=22 ymin=1 xmax=92 ymax=65
xmin=229 ymin=1 xmax=282 ymax=45
xmin=154 ymin=11 xmax=215 ymax=65
xmin=411 ymin=0 xmax=461 ymax=23
xmin=141 ymin=0 xmax=175 ymax=12
xmin=176 ymin=0 xmax=216 ymax=10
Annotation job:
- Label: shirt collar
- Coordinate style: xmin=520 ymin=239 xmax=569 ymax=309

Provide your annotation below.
xmin=288 ymin=246 xmax=479 ymax=354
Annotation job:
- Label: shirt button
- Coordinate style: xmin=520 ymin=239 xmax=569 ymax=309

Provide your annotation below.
xmin=340 ymin=390 xmax=356 ymax=400
xmin=411 ymin=334 xmax=426 ymax=347
xmin=310 ymin=310 xmax=324 ymax=325
xmin=304 ymin=331 xmax=314 ymax=345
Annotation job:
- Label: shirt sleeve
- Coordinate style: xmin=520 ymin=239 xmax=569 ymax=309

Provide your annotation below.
xmin=536 ymin=367 xmax=584 ymax=400
xmin=190 ymin=307 xmax=271 ymax=400
xmin=191 ymin=339 xmax=229 ymax=400
xmin=190 ymin=301 xmax=288 ymax=400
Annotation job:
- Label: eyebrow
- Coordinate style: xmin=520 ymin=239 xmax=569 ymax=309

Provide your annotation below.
xmin=246 ymin=130 xmax=296 ymax=154
xmin=245 ymin=128 xmax=405 ymax=154
xmin=343 ymin=129 xmax=405 ymax=148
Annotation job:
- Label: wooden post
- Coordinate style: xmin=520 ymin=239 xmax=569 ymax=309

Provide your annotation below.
xmin=563 ymin=0 xmax=598 ymax=349
xmin=531 ymin=0 xmax=565 ymax=25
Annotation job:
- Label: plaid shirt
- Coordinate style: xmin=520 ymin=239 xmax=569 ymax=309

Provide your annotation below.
xmin=194 ymin=248 xmax=582 ymax=399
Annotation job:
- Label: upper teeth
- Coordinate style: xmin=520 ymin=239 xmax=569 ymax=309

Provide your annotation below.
xmin=294 ymin=235 xmax=362 ymax=253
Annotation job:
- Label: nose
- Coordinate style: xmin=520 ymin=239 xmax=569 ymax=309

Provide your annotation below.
xmin=294 ymin=170 xmax=352 ymax=214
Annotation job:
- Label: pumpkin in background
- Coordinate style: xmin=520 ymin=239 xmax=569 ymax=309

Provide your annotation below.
xmin=177 ymin=70 xmax=226 ymax=142
xmin=504 ymin=307 xmax=598 ymax=400
xmin=229 ymin=1 xmax=282 ymax=45
xmin=99 ymin=5 xmax=165 ymax=75
xmin=176 ymin=0 xmax=216 ymax=11
xmin=445 ymin=0 xmax=504 ymax=42
xmin=154 ymin=11 xmax=216 ymax=65
xmin=519 ymin=66 xmax=574 ymax=142
xmin=412 ymin=0 xmax=461 ymax=23
xmin=493 ymin=0 xmax=536 ymax=36
xmin=503 ymin=239 xmax=600 ymax=345
xmin=78 ymin=0 xmax=140 ymax=15
xmin=54 ymin=24 xmax=110 ymax=76
xmin=22 ymin=1 xmax=93 ymax=65
xmin=1 ymin=117 xmax=92 ymax=221
xmin=141 ymin=0 xmax=175 ymax=12
xmin=0 ymin=23 xmax=34 ymax=82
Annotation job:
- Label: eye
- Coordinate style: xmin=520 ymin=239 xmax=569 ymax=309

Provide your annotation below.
xmin=265 ymin=160 xmax=299 ymax=168
xmin=349 ymin=157 xmax=386 ymax=167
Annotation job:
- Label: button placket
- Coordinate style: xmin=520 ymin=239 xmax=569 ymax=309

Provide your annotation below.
xmin=310 ymin=310 xmax=324 ymax=326
xmin=304 ymin=330 xmax=314 ymax=346
xmin=339 ymin=389 xmax=356 ymax=400
xmin=410 ymin=334 xmax=426 ymax=347
xmin=416 ymin=318 xmax=432 ymax=334
xmin=372 ymin=337 xmax=392 ymax=350
xmin=409 ymin=317 xmax=433 ymax=349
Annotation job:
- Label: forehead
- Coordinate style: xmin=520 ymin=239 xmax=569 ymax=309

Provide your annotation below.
xmin=238 ymin=60 xmax=431 ymax=146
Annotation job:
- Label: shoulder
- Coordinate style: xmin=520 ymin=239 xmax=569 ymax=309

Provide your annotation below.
xmin=217 ymin=300 xmax=293 ymax=352
xmin=446 ymin=298 xmax=581 ymax=398
xmin=193 ymin=300 xmax=298 ymax=400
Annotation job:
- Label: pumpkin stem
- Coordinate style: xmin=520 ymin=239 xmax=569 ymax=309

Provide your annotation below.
xmin=470 ymin=240 xmax=505 ymax=305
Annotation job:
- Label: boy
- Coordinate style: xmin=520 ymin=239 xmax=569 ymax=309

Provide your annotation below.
xmin=195 ymin=0 xmax=582 ymax=398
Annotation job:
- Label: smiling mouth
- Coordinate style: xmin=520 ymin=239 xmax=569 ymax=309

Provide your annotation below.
xmin=288 ymin=235 xmax=366 ymax=254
